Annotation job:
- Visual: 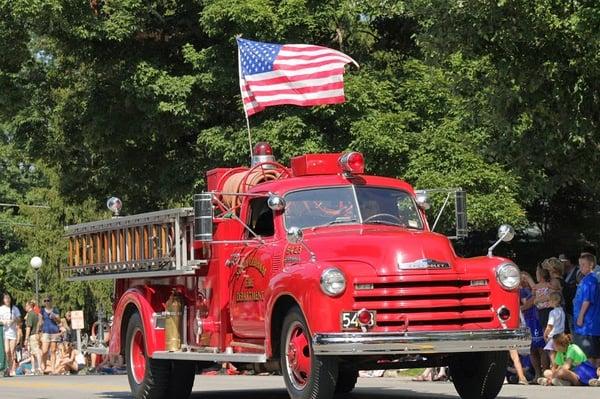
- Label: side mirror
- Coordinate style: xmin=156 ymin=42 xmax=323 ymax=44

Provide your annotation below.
xmin=268 ymin=195 xmax=286 ymax=212
xmin=487 ymin=224 xmax=515 ymax=257
xmin=415 ymin=190 xmax=430 ymax=210
xmin=497 ymin=224 xmax=515 ymax=242
xmin=286 ymin=226 xmax=304 ymax=244
xmin=455 ymin=190 xmax=467 ymax=238
xmin=416 ymin=188 xmax=467 ymax=239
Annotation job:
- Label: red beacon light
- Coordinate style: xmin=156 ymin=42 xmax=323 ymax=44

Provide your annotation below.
xmin=251 ymin=142 xmax=275 ymax=166
xmin=338 ymin=151 xmax=365 ymax=175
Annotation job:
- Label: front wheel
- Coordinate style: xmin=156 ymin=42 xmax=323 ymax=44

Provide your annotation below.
xmin=449 ymin=351 xmax=508 ymax=399
xmin=335 ymin=364 xmax=358 ymax=393
xmin=125 ymin=313 xmax=170 ymax=399
xmin=280 ymin=307 xmax=338 ymax=399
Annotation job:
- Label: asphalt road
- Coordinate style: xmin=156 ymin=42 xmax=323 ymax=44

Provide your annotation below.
xmin=1 ymin=375 xmax=599 ymax=399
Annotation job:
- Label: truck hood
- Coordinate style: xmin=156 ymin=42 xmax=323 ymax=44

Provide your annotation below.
xmin=302 ymin=225 xmax=460 ymax=276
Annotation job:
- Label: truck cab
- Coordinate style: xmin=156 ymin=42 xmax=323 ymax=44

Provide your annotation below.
xmin=63 ymin=144 xmax=529 ymax=399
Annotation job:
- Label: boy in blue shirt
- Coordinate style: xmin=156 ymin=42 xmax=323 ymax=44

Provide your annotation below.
xmin=574 ymin=253 xmax=600 ymax=367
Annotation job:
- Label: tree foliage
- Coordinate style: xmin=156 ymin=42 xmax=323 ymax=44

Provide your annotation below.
xmin=1 ymin=0 xmax=599 ymax=308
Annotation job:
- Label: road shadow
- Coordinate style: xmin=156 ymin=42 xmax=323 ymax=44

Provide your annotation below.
xmin=98 ymin=393 xmax=132 ymax=399
xmin=98 ymin=386 xmax=527 ymax=399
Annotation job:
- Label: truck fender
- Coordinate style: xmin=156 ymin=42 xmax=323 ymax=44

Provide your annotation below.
xmin=109 ymin=287 xmax=164 ymax=357
xmin=265 ymin=270 xmax=320 ymax=358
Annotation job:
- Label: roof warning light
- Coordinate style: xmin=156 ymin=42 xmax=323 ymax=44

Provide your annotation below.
xmin=338 ymin=152 xmax=365 ymax=175
xmin=251 ymin=142 xmax=275 ymax=166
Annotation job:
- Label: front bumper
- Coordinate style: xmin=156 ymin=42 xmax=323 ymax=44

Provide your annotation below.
xmin=312 ymin=328 xmax=530 ymax=356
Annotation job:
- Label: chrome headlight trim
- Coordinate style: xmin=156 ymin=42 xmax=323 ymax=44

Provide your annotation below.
xmin=495 ymin=262 xmax=520 ymax=290
xmin=320 ymin=268 xmax=346 ymax=296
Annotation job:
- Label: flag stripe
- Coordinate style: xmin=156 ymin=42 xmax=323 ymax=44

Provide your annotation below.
xmin=245 ymin=69 xmax=345 ymax=86
xmin=253 ymin=96 xmax=346 ymax=108
xmin=278 ymin=48 xmax=348 ymax=58
xmin=276 ymin=51 xmax=346 ymax=60
xmin=273 ymin=59 xmax=350 ymax=71
xmin=281 ymin=44 xmax=325 ymax=50
xmin=245 ymin=97 xmax=346 ymax=110
xmin=246 ymin=89 xmax=345 ymax=103
xmin=244 ymin=75 xmax=343 ymax=91
xmin=242 ymin=83 xmax=344 ymax=100
xmin=274 ymin=55 xmax=353 ymax=66
xmin=246 ymin=65 xmax=345 ymax=81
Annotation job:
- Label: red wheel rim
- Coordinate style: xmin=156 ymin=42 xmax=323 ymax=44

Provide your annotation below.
xmin=285 ymin=321 xmax=312 ymax=390
xmin=130 ymin=328 xmax=146 ymax=384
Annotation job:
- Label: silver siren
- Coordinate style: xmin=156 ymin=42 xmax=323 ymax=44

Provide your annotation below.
xmin=107 ymin=197 xmax=122 ymax=216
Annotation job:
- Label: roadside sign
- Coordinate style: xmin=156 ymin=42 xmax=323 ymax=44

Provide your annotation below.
xmin=71 ymin=310 xmax=85 ymax=330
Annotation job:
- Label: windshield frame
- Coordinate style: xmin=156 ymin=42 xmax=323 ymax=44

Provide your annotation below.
xmin=282 ymin=185 xmax=424 ymax=231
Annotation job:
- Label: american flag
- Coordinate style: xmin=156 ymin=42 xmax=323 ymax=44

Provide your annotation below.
xmin=237 ymin=38 xmax=358 ymax=116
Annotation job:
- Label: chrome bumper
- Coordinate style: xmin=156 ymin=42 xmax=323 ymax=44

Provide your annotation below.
xmin=312 ymin=328 xmax=530 ymax=356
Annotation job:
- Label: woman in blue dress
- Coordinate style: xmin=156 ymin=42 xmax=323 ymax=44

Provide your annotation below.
xmin=521 ymin=271 xmax=548 ymax=381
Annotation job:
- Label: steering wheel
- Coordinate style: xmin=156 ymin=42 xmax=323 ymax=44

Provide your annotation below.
xmin=363 ymin=213 xmax=403 ymax=224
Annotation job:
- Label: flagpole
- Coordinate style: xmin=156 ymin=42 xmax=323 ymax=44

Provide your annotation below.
xmin=237 ymin=37 xmax=253 ymax=160
xmin=245 ymin=115 xmax=252 ymax=157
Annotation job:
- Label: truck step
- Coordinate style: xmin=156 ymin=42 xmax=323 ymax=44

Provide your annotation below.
xmin=84 ymin=346 xmax=109 ymax=355
xmin=152 ymin=351 xmax=267 ymax=363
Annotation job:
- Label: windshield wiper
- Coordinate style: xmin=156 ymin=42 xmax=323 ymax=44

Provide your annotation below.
xmin=364 ymin=220 xmax=402 ymax=227
xmin=327 ymin=217 xmax=357 ymax=226
xmin=364 ymin=220 xmax=423 ymax=230
xmin=311 ymin=218 xmax=358 ymax=231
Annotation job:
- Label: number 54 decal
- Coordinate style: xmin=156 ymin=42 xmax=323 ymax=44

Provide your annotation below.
xmin=341 ymin=311 xmax=376 ymax=330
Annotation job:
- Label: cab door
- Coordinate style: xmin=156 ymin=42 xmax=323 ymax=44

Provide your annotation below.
xmin=229 ymin=197 xmax=276 ymax=338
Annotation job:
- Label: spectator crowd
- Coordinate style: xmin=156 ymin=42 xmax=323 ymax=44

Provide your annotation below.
xmin=511 ymin=252 xmax=600 ymax=387
xmin=1 ymin=251 xmax=600 ymax=387
xmin=0 ymin=294 xmax=122 ymax=377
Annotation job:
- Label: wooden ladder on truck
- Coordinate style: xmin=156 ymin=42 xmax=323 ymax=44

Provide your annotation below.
xmin=63 ymin=208 xmax=206 ymax=281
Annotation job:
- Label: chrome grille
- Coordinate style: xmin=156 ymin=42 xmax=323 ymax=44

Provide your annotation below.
xmin=353 ymin=275 xmax=494 ymax=331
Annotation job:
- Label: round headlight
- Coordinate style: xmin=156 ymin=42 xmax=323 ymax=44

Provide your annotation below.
xmin=320 ymin=268 xmax=346 ymax=296
xmin=496 ymin=263 xmax=520 ymax=290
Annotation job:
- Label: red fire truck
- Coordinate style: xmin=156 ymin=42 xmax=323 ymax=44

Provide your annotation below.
xmin=63 ymin=144 xmax=529 ymax=399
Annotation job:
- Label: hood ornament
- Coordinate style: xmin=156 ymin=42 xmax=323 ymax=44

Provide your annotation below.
xmin=398 ymin=258 xmax=450 ymax=270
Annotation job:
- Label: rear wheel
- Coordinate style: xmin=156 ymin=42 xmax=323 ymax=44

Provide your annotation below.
xmin=280 ymin=307 xmax=338 ymax=399
xmin=449 ymin=351 xmax=508 ymax=399
xmin=126 ymin=313 xmax=170 ymax=399
xmin=335 ymin=364 xmax=358 ymax=393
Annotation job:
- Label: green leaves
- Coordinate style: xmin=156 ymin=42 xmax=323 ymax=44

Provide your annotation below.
xmin=129 ymin=61 xmax=197 ymax=116
xmin=2 ymin=0 xmax=600 ymax=292
xmin=201 ymin=0 xmax=277 ymax=39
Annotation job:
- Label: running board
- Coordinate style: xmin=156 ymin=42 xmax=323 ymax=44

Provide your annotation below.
xmin=151 ymin=351 xmax=267 ymax=363
xmin=85 ymin=346 xmax=109 ymax=355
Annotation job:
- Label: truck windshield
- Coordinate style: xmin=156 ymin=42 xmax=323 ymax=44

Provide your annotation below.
xmin=284 ymin=186 xmax=423 ymax=230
